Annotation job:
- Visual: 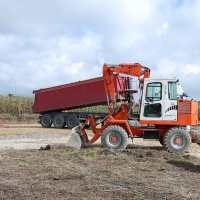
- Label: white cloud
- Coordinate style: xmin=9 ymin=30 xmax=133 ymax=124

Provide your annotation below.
xmin=154 ymin=59 xmax=179 ymax=77
xmin=183 ymin=64 xmax=200 ymax=75
xmin=0 ymin=0 xmax=200 ymax=100
xmin=65 ymin=62 xmax=84 ymax=75
xmin=156 ymin=22 xmax=169 ymax=36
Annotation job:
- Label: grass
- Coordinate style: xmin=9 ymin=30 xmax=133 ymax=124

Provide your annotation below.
xmin=76 ymin=149 xmax=98 ymax=162
xmin=83 ymin=149 xmax=98 ymax=158
xmin=17 ymin=161 xmax=30 ymax=167
xmin=71 ymin=105 xmax=108 ymax=113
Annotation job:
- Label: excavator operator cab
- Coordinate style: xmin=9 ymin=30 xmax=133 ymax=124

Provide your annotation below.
xmin=139 ymin=77 xmax=179 ymax=121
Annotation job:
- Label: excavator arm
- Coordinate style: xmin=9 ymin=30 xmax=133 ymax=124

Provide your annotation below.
xmin=103 ymin=63 xmax=150 ymax=109
xmin=67 ymin=63 xmax=150 ymax=149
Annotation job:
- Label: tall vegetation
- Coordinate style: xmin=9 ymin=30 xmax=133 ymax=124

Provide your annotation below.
xmin=0 ymin=95 xmax=108 ymax=117
xmin=0 ymin=95 xmax=199 ymax=120
xmin=0 ymin=95 xmax=34 ymax=116
xmin=72 ymin=105 xmax=108 ymax=113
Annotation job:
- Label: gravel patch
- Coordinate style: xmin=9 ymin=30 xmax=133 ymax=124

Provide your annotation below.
xmin=0 ymin=132 xmax=71 ymax=151
xmin=0 ymin=124 xmax=199 ymax=160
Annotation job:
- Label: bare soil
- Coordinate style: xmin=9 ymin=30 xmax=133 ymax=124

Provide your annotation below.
xmin=0 ymin=122 xmax=200 ymax=200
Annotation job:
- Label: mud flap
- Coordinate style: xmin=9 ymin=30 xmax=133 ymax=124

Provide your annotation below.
xmin=66 ymin=125 xmax=82 ymax=149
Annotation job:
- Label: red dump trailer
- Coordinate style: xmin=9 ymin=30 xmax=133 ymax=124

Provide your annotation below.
xmin=32 ymin=75 xmax=132 ymax=128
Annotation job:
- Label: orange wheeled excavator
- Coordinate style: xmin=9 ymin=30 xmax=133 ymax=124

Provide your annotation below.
xmin=67 ymin=63 xmax=199 ymax=153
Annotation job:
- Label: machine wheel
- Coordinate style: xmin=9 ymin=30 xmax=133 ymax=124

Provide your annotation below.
xmin=66 ymin=114 xmax=78 ymax=129
xmin=53 ymin=114 xmax=65 ymax=129
xmin=40 ymin=115 xmax=52 ymax=128
xmin=163 ymin=128 xmax=191 ymax=153
xmin=101 ymin=125 xmax=128 ymax=149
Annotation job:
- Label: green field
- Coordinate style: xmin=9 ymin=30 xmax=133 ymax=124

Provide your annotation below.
xmin=0 ymin=95 xmax=199 ymax=120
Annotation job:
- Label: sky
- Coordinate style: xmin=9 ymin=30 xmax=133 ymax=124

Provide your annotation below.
xmin=0 ymin=0 xmax=200 ymax=100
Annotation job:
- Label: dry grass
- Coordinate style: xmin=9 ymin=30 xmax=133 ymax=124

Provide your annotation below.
xmin=0 ymin=96 xmax=33 ymax=116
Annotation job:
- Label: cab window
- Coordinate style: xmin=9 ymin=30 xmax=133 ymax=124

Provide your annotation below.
xmin=145 ymin=82 xmax=162 ymax=102
xmin=168 ymin=82 xmax=177 ymax=100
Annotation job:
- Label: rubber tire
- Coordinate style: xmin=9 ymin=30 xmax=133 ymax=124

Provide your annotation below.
xmin=40 ymin=115 xmax=52 ymax=128
xmin=53 ymin=114 xmax=65 ymax=129
xmin=101 ymin=125 xmax=128 ymax=149
xmin=163 ymin=128 xmax=191 ymax=153
xmin=66 ymin=114 xmax=78 ymax=129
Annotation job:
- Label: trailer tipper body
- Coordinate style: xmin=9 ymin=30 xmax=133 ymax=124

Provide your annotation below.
xmin=32 ymin=76 xmax=131 ymax=129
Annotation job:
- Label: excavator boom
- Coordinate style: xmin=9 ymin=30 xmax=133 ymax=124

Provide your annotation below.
xmin=103 ymin=63 xmax=150 ymax=109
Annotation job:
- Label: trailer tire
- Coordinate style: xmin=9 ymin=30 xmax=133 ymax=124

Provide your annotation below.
xmin=40 ymin=115 xmax=52 ymax=128
xmin=101 ymin=125 xmax=128 ymax=149
xmin=66 ymin=115 xmax=78 ymax=129
xmin=163 ymin=128 xmax=191 ymax=153
xmin=53 ymin=114 xmax=66 ymax=129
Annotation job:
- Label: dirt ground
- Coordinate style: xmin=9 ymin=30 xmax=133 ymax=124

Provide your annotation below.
xmin=0 ymin=122 xmax=200 ymax=200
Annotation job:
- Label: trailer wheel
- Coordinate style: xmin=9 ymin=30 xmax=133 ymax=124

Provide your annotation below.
xmin=163 ymin=128 xmax=191 ymax=153
xmin=53 ymin=114 xmax=66 ymax=129
xmin=101 ymin=125 xmax=128 ymax=149
xmin=40 ymin=115 xmax=52 ymax=128
xmin=66 ymin=115 xmax=78 ymax=129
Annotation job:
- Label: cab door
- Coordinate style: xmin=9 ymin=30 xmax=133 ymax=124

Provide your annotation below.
xmin=140 ymin=80 xmax=164 ymax=121
xmin=163 ymin=81 xmax=177 ymax=121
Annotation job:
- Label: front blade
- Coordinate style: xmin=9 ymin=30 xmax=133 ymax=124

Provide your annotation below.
xmin=66 ymin=125 xmax=82 ymax=149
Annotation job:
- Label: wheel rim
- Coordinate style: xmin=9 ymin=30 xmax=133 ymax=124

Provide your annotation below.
xmin=69 ymin=119 xmax=74 ymax=126
xmin=108 ymin=132 xmax=121 ymax=146
xmin=41 ymin=116 xmax=51 ymax=127
xmin=66 ymin=115 xmax=78 ymax=128
xmin=56 ymin=119 xmax=61 ymax=125
xmin=171 ymin=134 xmax=186 ymax=149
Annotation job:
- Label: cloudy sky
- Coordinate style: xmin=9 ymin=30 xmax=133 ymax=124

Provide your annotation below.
xmin=0 ymin=0 xmax=200 ymax=100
